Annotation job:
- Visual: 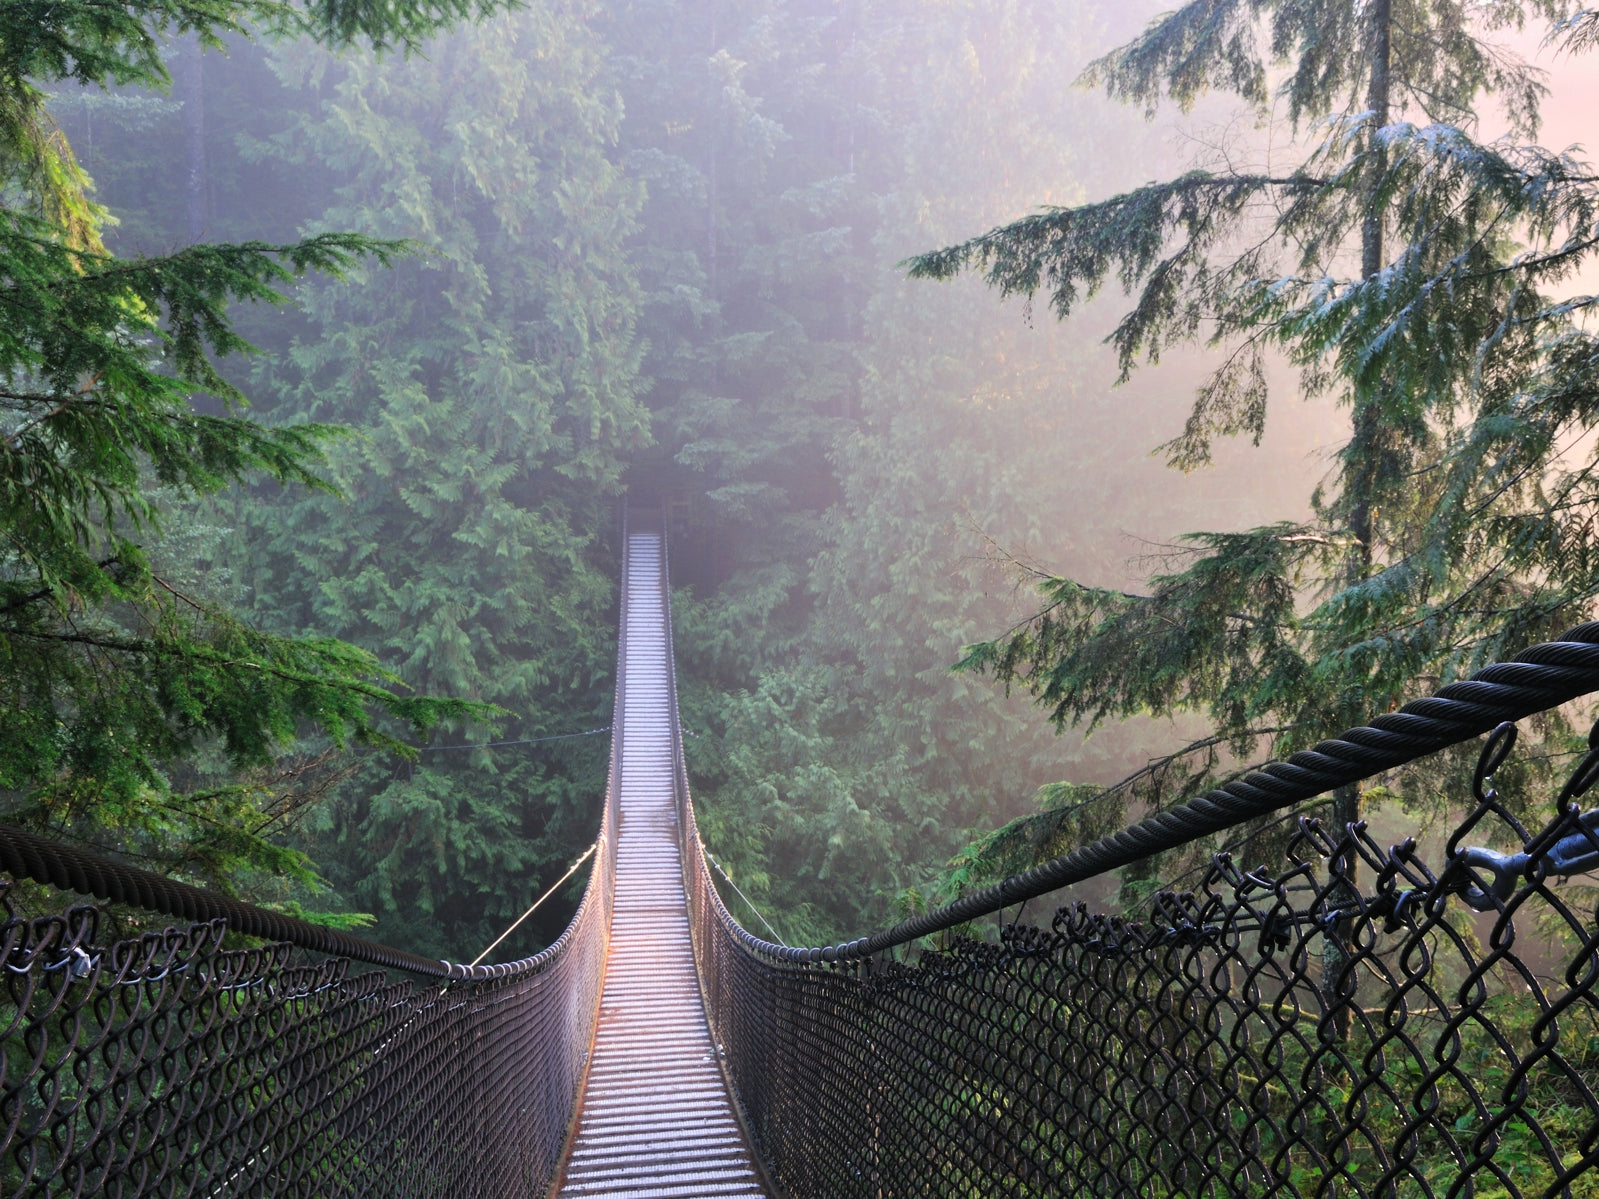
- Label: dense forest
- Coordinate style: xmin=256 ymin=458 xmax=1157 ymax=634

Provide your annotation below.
xmin=5 ymin=0 xmax=1598 ymax=966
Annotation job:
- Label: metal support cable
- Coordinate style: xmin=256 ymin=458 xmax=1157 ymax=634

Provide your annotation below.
xmin=469 ymin=840 xmax=599 ymax=967
xmin=0 ymin=823 xmax=599 ymax=982
xmin=721 ymin=622 xmax=1599 ymax=964
xmin=422 ymin=725 xmax=612 ymax=752
xmin=0 ymin=825 xmax=451 ymax=975
xmin=701 ymin=840 xmax=786 ymax=945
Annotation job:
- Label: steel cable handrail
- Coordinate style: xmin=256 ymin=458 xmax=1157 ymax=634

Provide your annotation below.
xmin=0 ymin=735 xmax=616 ymax=980
xmin=686 ymin=623 xmax=1599 ymax=962
xmin=0 ymin=825 xmax=513 ymax=979
xmin=660 ymin=528 xmax=1599 ymax=1198
xmin=0 ymin=541 xmax=629 ymax=981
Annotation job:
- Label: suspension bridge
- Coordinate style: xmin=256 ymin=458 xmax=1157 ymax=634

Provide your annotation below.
xmin=8 ymin=510 xmax=1599 ymax=1197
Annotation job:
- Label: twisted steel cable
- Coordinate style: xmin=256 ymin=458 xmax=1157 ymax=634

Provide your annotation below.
xmin=0 ymin=820 xmax=605 ymax=980
xmin=718 ymin=622 xmax=1599 ymax=964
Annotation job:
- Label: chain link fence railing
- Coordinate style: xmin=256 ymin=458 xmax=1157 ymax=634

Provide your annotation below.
xmin=676 ymin=607 xmax=1599 ymax=1195
xmin=0 ymin=883 xmax=607 ymax=1197
xmin=0 ymin=536 xmax=636 ymax=1199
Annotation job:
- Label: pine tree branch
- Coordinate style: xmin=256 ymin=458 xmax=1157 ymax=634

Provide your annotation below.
xmin=1 ymin=374 xmax=100 ymax=448
xmin=0 ymin=555 xmax=122 ymax=614
xmin=2 ymin=625 xmax=399 ymax=701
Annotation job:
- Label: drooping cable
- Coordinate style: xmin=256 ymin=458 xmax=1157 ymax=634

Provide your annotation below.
xmin=469 ymin=840 xmax=600 ymax=967
xmin=421 ymin=725 xmax=612 ymax=752
xmin=701 ymin=840 xmax=786 ymax=946
xmin=705 ymin=621 xmax=1599 ymax=964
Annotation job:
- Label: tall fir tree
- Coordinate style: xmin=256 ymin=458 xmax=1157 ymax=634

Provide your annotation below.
xmin=908 ymin=0 xmax=1599 ymax=911
xmin=1 ymin=0 xmax=503 ymax=891
xmin=240 ymin=2 xmax=649 ymax=956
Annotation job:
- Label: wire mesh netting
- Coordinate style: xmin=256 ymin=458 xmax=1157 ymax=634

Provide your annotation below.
xmin=683 ymin=728 xmax=1599 ymax=1198
xmin=13 ymin=521 xmax=1599 ymax=1198
xmin=0 ymin=669 xmax=621 ymax=1199
xmin=0 ymin=532 xmax=644 ymax=1199
xmin=0 ymin=889 xmax=606 ymax=1197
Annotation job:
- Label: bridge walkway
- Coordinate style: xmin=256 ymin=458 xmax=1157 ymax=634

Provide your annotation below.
xmin=554 ymin=530 xmax=767 ymax=1199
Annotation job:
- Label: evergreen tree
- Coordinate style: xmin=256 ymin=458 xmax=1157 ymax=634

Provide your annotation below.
xmin=624 ymin=0 xmax=1164 ymax=939
xmin=1 ymin=0 xmax=503 ymax=888
xmin=239 ymin=4 xmax=649 ymax=955
xmin=608 ymin=0 xmax=855 ymax=575
xmin=909 ymin=0 xmax=1599 ymax=891
xmin=604 ymin=0 xmax=872 ymax=940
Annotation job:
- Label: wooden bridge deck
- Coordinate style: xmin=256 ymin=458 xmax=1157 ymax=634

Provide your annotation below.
xmin=555 ymin=531 xmax=767 ymax=1199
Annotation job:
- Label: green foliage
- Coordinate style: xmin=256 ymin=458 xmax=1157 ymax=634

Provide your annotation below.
xmin=1551 ymin=7 xmax=1599 ymax=49
xmin=3 ymin=0 xmax=520 ymax=87
xmin=957 ymin=526 xmax=1308 ymax=743
xmin=1 ymin=0 xmax=503 ymax=890
xmin=940 ymin=782 xmax=1113 ymax=899
xmin=1 ymin=0 xmax=523 ymax=251
xmin=909 ymin=169 xmax=1318 ymax=396
xmin=234 ymin=3 xmax=648 ymax=955
xmin=0 ymin=219 xmax=482 ymax=879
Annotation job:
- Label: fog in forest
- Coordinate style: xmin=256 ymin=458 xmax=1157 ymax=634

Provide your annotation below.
xmin=29 ymin=0 xmax=1599 ymax=956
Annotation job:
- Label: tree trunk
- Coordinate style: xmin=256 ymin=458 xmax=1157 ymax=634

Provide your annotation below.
xmin=179 ymin=36 xmax=206 ymax=240
xmin=706 ymin=2 xmax=719 ymax=305
xmin=1322 ymin=0 xmax=1392 ymax=1049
